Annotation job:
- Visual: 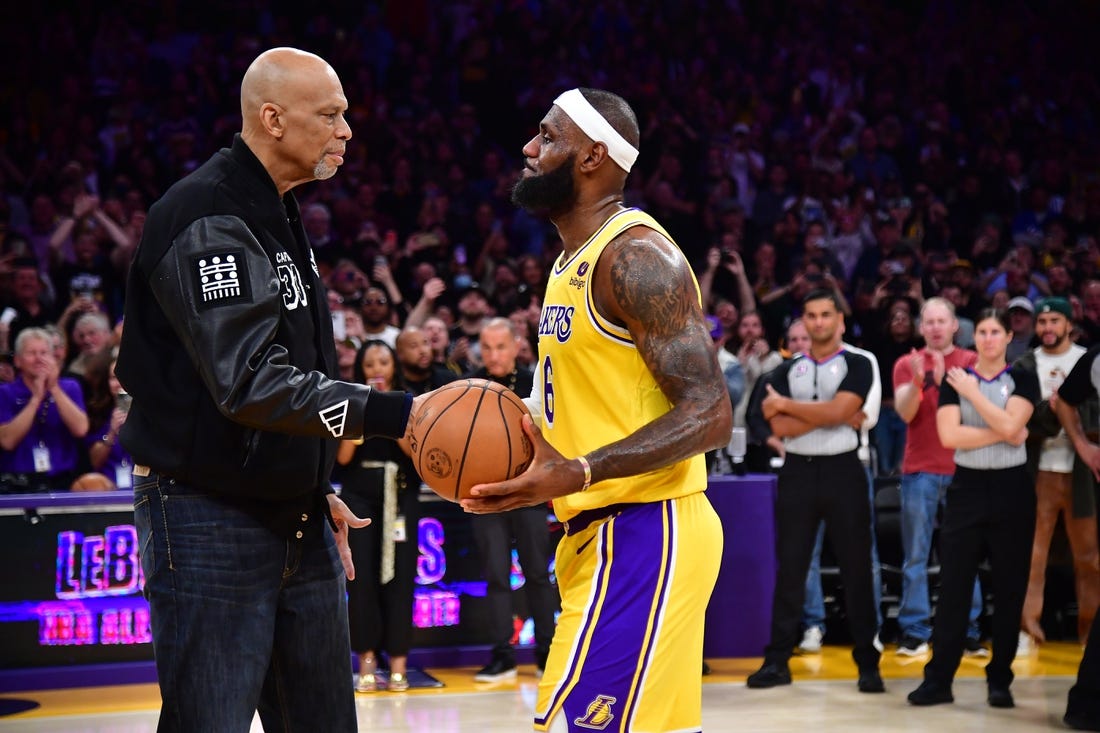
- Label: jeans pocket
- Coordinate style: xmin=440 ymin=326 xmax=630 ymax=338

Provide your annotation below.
xmin=133 ymin=476 xmax=159 ymax=595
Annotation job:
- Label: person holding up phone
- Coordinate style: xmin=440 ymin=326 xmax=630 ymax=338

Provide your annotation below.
xmin=84 ymin=353 xmax=133 ymax=488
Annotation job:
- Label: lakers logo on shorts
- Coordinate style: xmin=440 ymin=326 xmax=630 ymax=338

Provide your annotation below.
xmin=574 ymin=695 xmax=616 ymax=730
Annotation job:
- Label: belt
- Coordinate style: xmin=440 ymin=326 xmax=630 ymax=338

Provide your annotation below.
xmin=784 ymin=449 xmax=859 ymax=462
xmin=563 ymin=502 xmax=636 ymax=536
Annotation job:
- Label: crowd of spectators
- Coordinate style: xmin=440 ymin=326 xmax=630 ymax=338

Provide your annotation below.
xmin=1 ymin=1 xmax=1100 ymax=487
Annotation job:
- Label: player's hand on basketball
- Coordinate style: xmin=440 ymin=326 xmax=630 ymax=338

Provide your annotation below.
xmin=325 ymin=494 xmax=371 ymax=580
xmin=461 ymin=415 xmax=576 ymax=513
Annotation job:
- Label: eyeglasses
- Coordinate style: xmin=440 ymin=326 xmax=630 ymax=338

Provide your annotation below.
xmin=363 ymin=298 xmax=388 ymax=306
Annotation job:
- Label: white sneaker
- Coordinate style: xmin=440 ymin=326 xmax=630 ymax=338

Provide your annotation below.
xmin=896 ymin=635 xmax=930 ymax=656
xmin=1016 ymin=631 xmax=1033 ymax=657
xmin=799 ymin=626 xmax=824 ymax=653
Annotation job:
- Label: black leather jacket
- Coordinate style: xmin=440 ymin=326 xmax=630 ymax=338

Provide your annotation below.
xmin=117 ymin=136 xmax=409 ymax=526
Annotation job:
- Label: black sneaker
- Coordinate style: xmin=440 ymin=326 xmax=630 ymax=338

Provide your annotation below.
xmin=1064 ymin=712 xmax=1100 ymax=731
xmin=746 ymin=661 xmax=791 ymax=688
xmin=908 ymin=680 xmax=954 ymax=706
xmin=474 ymin=657 xmax=517 ymax=682
xmin=988 ymin=685 xmax=1014 ymax=708
xmin=858 ymin=668 xmax=885 ymax=693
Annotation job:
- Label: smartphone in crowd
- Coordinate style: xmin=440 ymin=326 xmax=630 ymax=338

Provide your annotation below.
xmin=332 ymin=310 xmax=347 ymax=342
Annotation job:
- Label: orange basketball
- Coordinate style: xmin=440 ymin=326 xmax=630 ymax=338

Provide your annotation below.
xmin=409 ymin=378 xmax=533 ymax=502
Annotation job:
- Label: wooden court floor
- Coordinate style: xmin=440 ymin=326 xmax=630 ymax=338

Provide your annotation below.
xmin=0 ymin=642 xmax=1086 ymax=732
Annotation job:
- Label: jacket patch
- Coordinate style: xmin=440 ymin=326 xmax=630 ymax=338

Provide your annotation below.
xmin=192 ymin=250 xmax=251 ymax=310
xmin=319 ymin=399 xmax=349 ymax=438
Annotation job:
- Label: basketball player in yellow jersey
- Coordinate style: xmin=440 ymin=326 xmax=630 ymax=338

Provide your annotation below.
xmin=462 ymin=88 xmax=732 ymax=733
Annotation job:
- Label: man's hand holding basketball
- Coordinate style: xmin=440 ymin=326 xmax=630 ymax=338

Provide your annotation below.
xmin=461 ymin=415 xmax=584 ymax=513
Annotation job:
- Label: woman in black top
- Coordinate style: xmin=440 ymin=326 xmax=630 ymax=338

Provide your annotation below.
xmin=908 ymin=309 xmax=1039 ymax=708
xmin=338 ymin=340 xmax=421 ymax=693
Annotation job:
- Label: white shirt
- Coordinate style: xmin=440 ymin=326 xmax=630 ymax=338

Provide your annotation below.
xmin=1035 ymin=343 xmax=1087 ymax=473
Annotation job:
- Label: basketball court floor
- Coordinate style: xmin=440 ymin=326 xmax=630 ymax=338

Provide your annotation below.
xmin=0 ymin=643 xmax=1085 ymax=732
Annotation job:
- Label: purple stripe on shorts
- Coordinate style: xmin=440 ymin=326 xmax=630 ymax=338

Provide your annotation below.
xmin=623 ymin=500 xmax=675 ymax=730
xmin=535 ymin=520 xmax=612 ymax=727
xmin=555 ymin=502 xmax=669 ymax=731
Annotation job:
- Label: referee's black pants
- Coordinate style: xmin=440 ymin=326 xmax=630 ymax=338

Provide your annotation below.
xmin=764 ymin=450 xmax=880 ymax=670
xmin=924 ymin=465 xmax=1035 ymax=689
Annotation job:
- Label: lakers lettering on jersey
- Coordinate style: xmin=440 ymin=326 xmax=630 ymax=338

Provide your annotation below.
xmin=536 ymin=207 xmax=708 ymax=521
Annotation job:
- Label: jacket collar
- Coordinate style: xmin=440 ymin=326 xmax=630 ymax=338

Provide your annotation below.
xmin=225 ymin=134 xmax=305 ymax=242
xmin=227 ymin=134 xmax=281 ymax=199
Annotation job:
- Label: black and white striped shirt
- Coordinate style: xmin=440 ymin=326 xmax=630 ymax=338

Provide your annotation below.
xmin=771 ymin=349 xmax=873 ymax=456
xmin=938 ymin=365 xmax=1039 ymax=469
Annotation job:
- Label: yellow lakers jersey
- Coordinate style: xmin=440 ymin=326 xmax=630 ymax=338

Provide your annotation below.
xmin=535 ymin=207 xmax=708 ymax=521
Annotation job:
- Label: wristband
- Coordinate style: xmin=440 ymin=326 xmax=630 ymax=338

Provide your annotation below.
xmin=576 ymin=455 xmax=592 ymax=492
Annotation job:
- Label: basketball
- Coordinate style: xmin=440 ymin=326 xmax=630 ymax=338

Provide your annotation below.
xmin=409 ymin=378 xmax=534 ymax=502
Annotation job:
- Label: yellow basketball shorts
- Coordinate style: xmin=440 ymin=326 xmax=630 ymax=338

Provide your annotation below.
xmin=534 ymin=492 xmax=723 ymax=732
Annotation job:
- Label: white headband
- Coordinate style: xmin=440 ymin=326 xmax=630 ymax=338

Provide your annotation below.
xmin=553 ymin=89 xmax=638 ymax=173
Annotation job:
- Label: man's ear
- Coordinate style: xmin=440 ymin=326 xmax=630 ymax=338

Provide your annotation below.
xmin=578 ymin=141 xmax=610 ymax=173
xmin=260 ymin=103 xmax=285 ymax=139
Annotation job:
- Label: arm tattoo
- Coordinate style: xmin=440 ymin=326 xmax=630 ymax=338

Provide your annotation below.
xmin=587 ymin=234 xmax=732 ymax=482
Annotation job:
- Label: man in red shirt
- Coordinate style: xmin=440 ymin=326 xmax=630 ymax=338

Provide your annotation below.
xmin=892 ymin=297 xmax=986 ymax=656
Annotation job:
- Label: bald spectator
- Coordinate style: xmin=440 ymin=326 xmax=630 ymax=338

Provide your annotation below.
xmin=395 ymin=327 xmax=460 ymax=396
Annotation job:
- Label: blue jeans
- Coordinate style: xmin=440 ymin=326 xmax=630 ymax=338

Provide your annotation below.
xmin=872 ymin=406 xmax=907 ymax=475
xmin=135 ymin=474 xmax=357 ymax=732
xmin=897 ymin=471 xmax=982 ymax=641
xmin=802 ymin=467 xmax=883 ymax=631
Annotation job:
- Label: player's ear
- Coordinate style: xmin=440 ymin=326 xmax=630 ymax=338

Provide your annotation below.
xmin=579 ymin=141 xmax=609 ymax=172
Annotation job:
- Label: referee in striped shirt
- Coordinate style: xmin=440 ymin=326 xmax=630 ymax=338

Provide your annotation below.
xmin=746 ymin=288 xmax=884 ymax=693
xmin=908 ymin=308 xmax=1038 ymax=708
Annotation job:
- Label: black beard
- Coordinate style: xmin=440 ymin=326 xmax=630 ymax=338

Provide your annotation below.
xmin=511 ymin=154 xmax=577 ymax=216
